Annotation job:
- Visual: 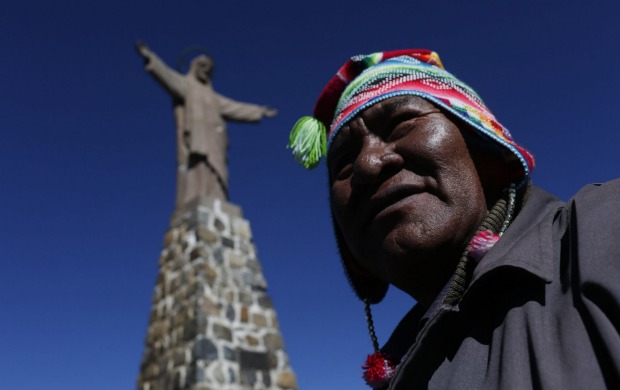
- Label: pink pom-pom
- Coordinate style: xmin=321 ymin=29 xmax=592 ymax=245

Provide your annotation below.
xmin=468 ymin=231 xmax=500 ymax=262
xmin=362 ymin=352 xmax=395 ymax=389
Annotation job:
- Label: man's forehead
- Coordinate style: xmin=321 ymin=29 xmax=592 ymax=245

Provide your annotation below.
xmin=364 ymin=95 xmax=438 ymax=116
xmin=330 ymin=96 xmax=438 ymax=143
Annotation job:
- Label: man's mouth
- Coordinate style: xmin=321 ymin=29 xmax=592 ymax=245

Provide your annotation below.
xmin=366 ymin=183 xmax=426 ymax=223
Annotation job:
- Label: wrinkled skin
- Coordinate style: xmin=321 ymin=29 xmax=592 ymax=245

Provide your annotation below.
xmin=329 ymin=96 xmax=497 ymax=307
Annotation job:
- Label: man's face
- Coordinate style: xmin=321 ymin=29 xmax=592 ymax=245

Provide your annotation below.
xmin=329 ymin=96 xmax=489 ymax=300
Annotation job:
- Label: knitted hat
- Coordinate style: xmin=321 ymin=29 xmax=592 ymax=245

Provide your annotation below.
xmin=289 ymin=49 xmax=535 ymax=303
xmin=289 ymin=49 xmax=535 ymax=178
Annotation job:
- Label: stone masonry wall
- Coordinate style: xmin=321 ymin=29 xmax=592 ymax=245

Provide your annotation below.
xmin=138 ymin=197 xmax=297 ymax=390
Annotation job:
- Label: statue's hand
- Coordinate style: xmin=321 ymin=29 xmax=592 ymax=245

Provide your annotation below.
xmin=135 ymin=40 xmax=151 ymax=58
xmin=263 ymin=107 xmax=278 ymax=118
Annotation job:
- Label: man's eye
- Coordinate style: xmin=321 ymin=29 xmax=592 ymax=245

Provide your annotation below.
xmin=330 ymin=152 xmax=356 ymax=180
xmin=335 ymin=162 xmax=353 ymax=180
xmin=386 ymin=119 xmax=417 ymax=142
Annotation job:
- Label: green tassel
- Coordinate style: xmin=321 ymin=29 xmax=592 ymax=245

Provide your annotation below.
xmin=288 ymin=116 xmax=327 ymax=169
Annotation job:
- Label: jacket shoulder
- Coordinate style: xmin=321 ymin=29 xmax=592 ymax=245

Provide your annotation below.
xmin=568 ymin=178 xmax=620 ymax=234
xmin=561 ymin=179 xmax=620 ymax=301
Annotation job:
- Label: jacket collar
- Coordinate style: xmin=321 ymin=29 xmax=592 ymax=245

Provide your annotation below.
xmin=470 ymin=186 xmax=564 ymax=286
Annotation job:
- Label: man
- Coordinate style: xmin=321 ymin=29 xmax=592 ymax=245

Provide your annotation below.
xmin=289 ymin=50 xmax=620 ymax=389
xmin=136 ymin=42 xmax=277 ymax=207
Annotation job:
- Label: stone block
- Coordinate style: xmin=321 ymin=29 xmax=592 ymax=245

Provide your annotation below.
xmin=262 ymin=370 xmax=272 ymax=387
xmin=264 ymin=333 xmax=283 ymax=349
xmin=212 ymin=362 xmax=226 ymax=384
xmin=149 ymin=307 xmax=160 ymax=323
xmin=219 ymin=269 xmax=229 ymax=284
xmin=173 ymin=349 xmax=187 ymax=366
xmin=149 ymin=321 xmax=166 ymax=340
xmin=156 ymin=272 xmax=165 ymax=287
xmin=239 ymin=240 xmax=253 ymax=255
xmin=225 ymin=304 xmax=235 ymax=322
xmin=141 ymin=379 xmax=157 ymax=390
xmin=200 ymin=264 xmax=217 ymax=285
xmin=143 ymin=363 xmax=159 ymax=379
xmin=196 ymin=226 xmax=218 ymax=244
xmin=243 ymin=271 xmax=256 ymax=287
xmin=141 ymin=346 xmax=156 ymax=365
xmin=233 ymin=220 xmax=252 ymax=239
xmin=257 ymin=296 xmax=273 ymax=309
xmin=169 ymin=276 xmax=181 ymax=294
xmin=240 ymin=306 xmax=249 ymax=323
xmin=173 ymin=370 xmax=183 ymax=390
xmin=246 ymin=335 xmax=259 ymax=346
xmin=183 ymin=281 xmax=196 ymax=299
xmin=267 ymin=352 xmax=278 ymax=369
xmin=193 ymin=362 xmax=206 ymax=383
xmin=213 ymin=248 xmax=225 ymax=265
xmin=240 ymin=369 xmax=257 ymax=386
xmin=192 ymin=338 xmax=218 ymax=362
xmin=192 ymin=208 xmax=210 ymax=227
xmin=185 ymin=364 xmax=195 ymax=386
xmin=223 ymin=346 xmax=236 ymax=361
xmin=276 ymin=371 xmax=298 ymax=389
xmin=246 ymin=258 xmax=262 ymax=273
xmin=212 ymin=323 xmax=232 ymax=341
xmin=182 ymin=237 xmax=191 ymax=252
xmin=157 ymin=371 xmax=171 ymax=390
xmin=222 ymin=237 xmax=235 ymax=249
xmin=191 ymin=386 xmax=211 ymax=390
xmin=196 ymin=312 xmax=208 ymax=330
xmin=271 ymin=314 xmax=279 ymax=329
xmin=179 ymin=270 xmax=188 ymax=285
xmin=228 ymin=252 xmax=246 ymax=268
xmin=238 ymin=292 xmax=252 ymax=305
xmin=163 ymin=229 xmax=177 ymax=247
xmin=172 ymin=245 xmax=183 ymax=260
xmin=252 ymin=313 xmax=267 ymax=327
xmin=190 ymin=246 xmax=208 ymax=261
xmin=255 ymin=277 xmax=268 ymax=291
xmin=213 ymin=217 xmax=226 ymax=232
xmin=202 ymin=298 xmax=220 ymax=316
xmin=174 ymin=306 xmax=192 ymax=328
xmin=158 ymin=253 xmax=167 ymax=267
xmin=239 ymin=350 xmax=270 ymax=370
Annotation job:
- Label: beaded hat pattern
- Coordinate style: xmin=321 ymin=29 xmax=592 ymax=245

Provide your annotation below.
xmin=289 ymin=49 xmax=535 ymax=184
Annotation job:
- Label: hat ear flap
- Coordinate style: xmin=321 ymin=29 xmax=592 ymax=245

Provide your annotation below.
xmin=332 ymin=212 xmax=389 ymax=304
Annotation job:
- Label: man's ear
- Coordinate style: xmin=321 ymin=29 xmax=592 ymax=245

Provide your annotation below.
xmin=460 ymin=128 xmax=517 ymax=207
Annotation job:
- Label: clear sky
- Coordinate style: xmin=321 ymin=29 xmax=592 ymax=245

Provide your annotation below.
xmin=1 ymin=1 xmax=619 ymax=389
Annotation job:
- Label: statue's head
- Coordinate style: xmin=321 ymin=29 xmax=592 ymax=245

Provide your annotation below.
xmin=189 ymin=55 xmax=214 ymax=84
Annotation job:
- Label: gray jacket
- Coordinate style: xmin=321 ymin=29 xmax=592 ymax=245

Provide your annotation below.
xmin=385 ymin=179 xmax=620 ymax=389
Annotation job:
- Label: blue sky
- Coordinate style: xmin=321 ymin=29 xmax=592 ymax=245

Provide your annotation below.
xmin=1 ymin=1 xmax=619 ymax=389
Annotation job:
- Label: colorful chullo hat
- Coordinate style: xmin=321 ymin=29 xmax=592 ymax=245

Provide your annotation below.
xmin=289 ymin=48 xmax=535 ymax=302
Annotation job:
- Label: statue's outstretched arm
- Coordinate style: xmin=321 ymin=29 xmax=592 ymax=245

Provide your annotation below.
xmin=135 ymin=40 xmax=151 ymax=60
xmin=217 ymin=93 xmax=278 ymax=123
xmin=136 ymin=40 xmax=187 ymax=99
xmin=263 ymin=107 xmax=278 ymax=118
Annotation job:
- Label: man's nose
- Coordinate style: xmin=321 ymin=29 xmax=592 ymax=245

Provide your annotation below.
xmin=351 ymin=139 xmax=402 ymax=187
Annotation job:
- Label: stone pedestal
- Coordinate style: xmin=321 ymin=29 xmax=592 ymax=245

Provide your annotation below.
xmin=138 ymin=196 xmax=297 ymax=390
